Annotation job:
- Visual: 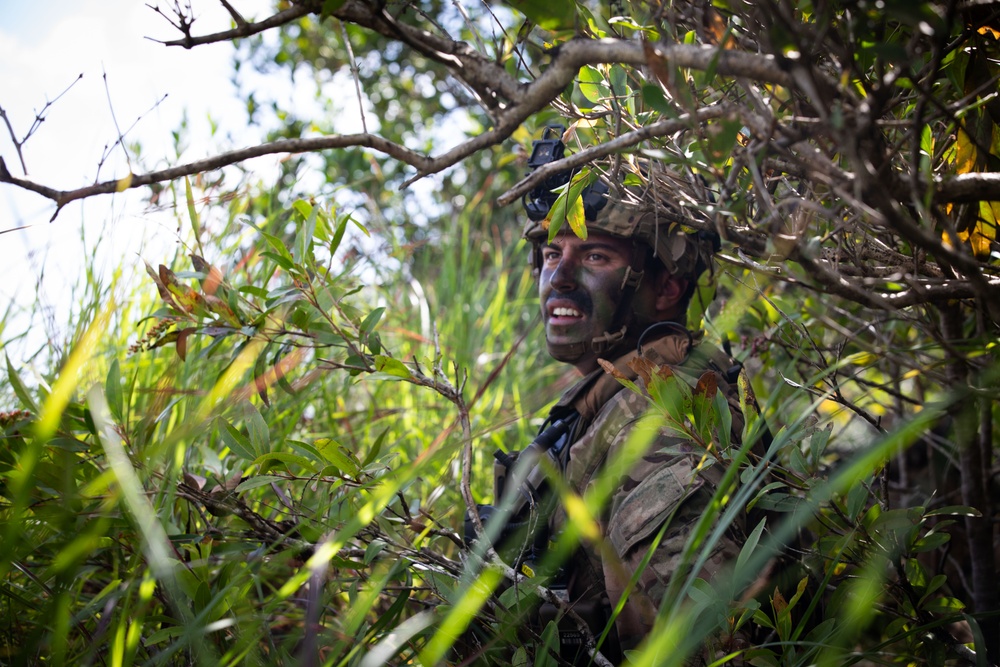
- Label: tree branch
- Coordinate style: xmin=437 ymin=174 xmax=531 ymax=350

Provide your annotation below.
xmin=497 ymin=105 xmax=733 ymax=206
xmin=0 ymin=133 xmax=433 ymax=220
xmin=155 ymin=3 xmax=313 ymax=48
xmin=936 ymin=172 xmax=1000 ymax=204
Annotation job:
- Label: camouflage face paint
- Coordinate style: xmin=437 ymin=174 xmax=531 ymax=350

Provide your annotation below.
xmin=539 ymin=231 xmax=633 ymax=370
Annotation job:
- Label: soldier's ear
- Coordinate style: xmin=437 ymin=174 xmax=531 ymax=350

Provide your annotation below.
xmin=653 ymin=272 xmax=687 ymax=313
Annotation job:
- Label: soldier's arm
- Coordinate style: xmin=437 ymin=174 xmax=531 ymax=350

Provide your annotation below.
xmin=600 ymin=435 xmax=740 ymax=651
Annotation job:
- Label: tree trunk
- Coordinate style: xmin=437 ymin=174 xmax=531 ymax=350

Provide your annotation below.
xmin=940 ymin=302 xmax=998 ymax=663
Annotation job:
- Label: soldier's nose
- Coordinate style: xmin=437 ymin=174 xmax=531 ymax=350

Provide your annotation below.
xmin=550 ymin=258 xmax=577 ymax=291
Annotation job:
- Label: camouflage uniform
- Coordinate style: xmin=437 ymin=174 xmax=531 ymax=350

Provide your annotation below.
xmin=541 ymin=330 xmax=746 ymax=656
xmin=514 ymin=181 xmax=745 ymax=661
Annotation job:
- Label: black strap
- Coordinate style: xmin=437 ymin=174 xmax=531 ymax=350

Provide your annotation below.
xmin=636 ymin=321 xmax=693 ymax=357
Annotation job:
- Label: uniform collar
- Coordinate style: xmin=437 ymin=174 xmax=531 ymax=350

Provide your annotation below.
xmin=553 ymin=327 xmax=700 ymax=423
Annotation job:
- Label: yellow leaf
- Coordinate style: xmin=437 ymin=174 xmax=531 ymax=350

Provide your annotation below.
xmin=562 ymin=493 xmax=601 ymax=542
xmin=843 ymin=351 xmax=877 ymax=366
xmin=115 ymin=173 xmax=134 ymax=192
xmin=970 ymin=232 xmax=991 ymax=259
xmin=955 ymin=128 xmax=976 ymax=175
xmin=982 ymin=201 xmax=1000 ymax=241
xmin=956 ymin=203 xmax=998 ymax=259
xmin=978 ymin=25 xmax=1000 ymax=39
xmin=567 ymin=193 xmax=586 ymax=239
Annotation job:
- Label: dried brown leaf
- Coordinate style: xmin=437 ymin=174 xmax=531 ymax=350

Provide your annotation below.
xmin=598 ymin=358 xmax=626 ymax=379
xmin=655 ymin=364 xmax=675 ymax=381
xmin=627 ymin=355 xmax=657 ymax=385
xmin=694 ymin=370 xmax=719 ymax=399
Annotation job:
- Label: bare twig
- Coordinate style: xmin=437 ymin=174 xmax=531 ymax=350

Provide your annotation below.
xmin=151 ymin=1 xmax=310 ymax=48
xmin=339 ymin=20 xmax=368 ymax=135
xmin=0 ymin=73 xmax=83 ymax=175
xmin=101 ymin=70 xmax=132 ymax=173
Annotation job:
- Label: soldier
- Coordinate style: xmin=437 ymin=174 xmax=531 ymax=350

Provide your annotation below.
xmin=492 ymin=164 xmax=750 ymax=663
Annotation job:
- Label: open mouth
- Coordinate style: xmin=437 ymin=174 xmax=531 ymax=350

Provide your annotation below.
xmin=546 ymin=300 xmax=587 ymax=325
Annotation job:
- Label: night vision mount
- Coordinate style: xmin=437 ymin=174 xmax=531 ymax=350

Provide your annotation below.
xmin=522 ymin=125 xmax=609 ymax=222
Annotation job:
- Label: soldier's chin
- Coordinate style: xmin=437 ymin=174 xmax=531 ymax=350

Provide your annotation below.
xmin=545 ymin=338 xmax=586 ymax=364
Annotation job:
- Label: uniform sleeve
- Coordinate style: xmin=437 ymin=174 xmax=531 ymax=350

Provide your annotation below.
xmin=598 ymin=427 xmax=741 ymax=651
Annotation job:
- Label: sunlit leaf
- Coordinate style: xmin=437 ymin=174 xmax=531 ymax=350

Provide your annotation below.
xmin=505 ymin=0 xmax=576 ymax=31
xmin=219 ymin=418 xmax=257 ymax=460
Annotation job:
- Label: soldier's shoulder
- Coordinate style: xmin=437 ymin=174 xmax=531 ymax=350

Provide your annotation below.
xmin=589 ymin=383 xmax=648 ymax=428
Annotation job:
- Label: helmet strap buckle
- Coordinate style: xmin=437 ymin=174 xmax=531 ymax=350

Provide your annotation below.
xmin=590 ymin=326 xmax=628 ymax=355
xmin=619 ymin=266 xmax=643 ymax=291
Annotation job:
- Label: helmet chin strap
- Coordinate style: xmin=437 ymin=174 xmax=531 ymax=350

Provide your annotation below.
xmin=545 ymin=244 xmax=647 ymax=364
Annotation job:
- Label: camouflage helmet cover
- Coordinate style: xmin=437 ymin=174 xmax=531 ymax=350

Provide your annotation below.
xmin=523 ymin=199 xmax=715 ymax=281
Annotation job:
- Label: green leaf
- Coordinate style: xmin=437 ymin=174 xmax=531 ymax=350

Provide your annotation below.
xmin=260 ymin=250 xmax=295 ymax=272
xmin=292 ymin=199 xmax=313 ymax=220
xmin=912 ymin=531 xmax=950 ymax=553
xmin=251 ymin=452 xmax=318 ymax=473
xmin=736 ymin=518 xmax=767 ymax=574
xmin=321 ymin=0 xmax=347 ymax=18
xmin=809 ymin=423 xmax=833 ymax=468
xmin=362 ymin=428 xmax=390 ymax=468
xmin=507 ymin=0 xmax=576 ymax=31
xmin=364 ymin=539 xmax=387 ymax=564
xmin=918 ymin=574 xmax=949 ymax=607
xmin=374 ymin=355 xmax=411 ymax=379
xmin=577 ymin=65 xmax=610 ymax=106
xmin=105 ymin=359 xmax=123 ymax=422
xmin=547 ymin=169 xmax=594 ymax=242
xmin=751 ymin=608 xmax=775 ymax=630
xmin=235 ymin=475 xmax=285 ymax=493
xmin=534 ymin=619 xmax=561 ymax=667
xmin=642 ymin=84 xmax=676 ymax=117
xmin=6 ymin=353 xmax=39 ymax=413
xmin=704 ymin=119 xmax=741 ymax=167
xmin=185 ymin=176 xmax=201 ymax=247
xmin=330 ymin=214 xmax=349 ymax=256
xmin=359 ymin=307 xmax=386 ymax=337
xmin=925 ymin=505 xmax=982 ymax=518
xmin=243 ymin=401 xmax=270 ymax=455
xmin=608 ymin=64 xmax=628 ymax=97
xmin=219 ymin=418 xmax=257 ymax=460
xmin=145 ymin=625 xmax=184 ymax=645
xmin=845 ymin=479 xmax=870 ymax=519
xmin=647 ymin=370 xmax=692 ymax=428
xmin=294 ymin=200 xmax=319 ymax=266
xmin=315 ymin=438 xmax=360 ymax=475
xmin=256 ymin=226 xmax=294 ymax=264
xmin=923 ymin=596 xmax=965 ymax=614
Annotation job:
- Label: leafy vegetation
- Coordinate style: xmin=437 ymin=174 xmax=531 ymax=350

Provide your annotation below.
xmin=2 ymin=0 xmax=999 ymax=665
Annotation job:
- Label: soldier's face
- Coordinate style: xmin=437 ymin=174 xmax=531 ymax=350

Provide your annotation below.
xmin=539 ymin=231 xmax=635 ymax=368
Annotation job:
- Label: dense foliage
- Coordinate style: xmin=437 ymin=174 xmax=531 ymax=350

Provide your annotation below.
xmin=2 ymin=1 xmax=999 ymax=665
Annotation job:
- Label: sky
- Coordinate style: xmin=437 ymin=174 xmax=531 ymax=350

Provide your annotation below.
xmin=0 ymin=0 xmax=280 ymax=359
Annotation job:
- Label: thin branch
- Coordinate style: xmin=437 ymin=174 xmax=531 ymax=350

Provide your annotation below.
xmin=153 ymin=2 xmax=312 ymax=48
xmin=0 ymin=133 xmax=432 ymax=220
xmin=217 ymin=0 xmax=247 ymax=28
xmin=339 ymin=20 xmax=368 ymax=135
xmin=497 ymin=105 xmax=733 ymax=206
xmin=101 ymin=70 xmax=132 ymax=173
xmin=0 ymin=73 xmax=83 ymax=175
